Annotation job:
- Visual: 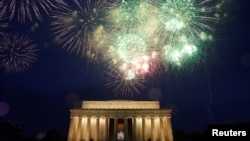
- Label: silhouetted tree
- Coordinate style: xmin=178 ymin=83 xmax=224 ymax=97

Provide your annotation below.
xmin=173 ymin=130 xmax=191 ymax=141
xmin=40 ymin=129 xmax=66 ymax=141
xmin=0 ymin=121 xmax=24 ymax=141
xmin=21 ymin=137 xmax=37 ymax=141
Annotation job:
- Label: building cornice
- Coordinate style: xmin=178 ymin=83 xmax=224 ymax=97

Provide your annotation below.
xmin=70 ymin=109 xmax=172 ymax=118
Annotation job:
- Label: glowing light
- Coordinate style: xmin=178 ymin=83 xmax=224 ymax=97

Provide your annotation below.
xmin=0 ymin=101 xmax=9 ymax=116
xmin=142 ymin=63 xmax=149 ymax=72
xmin=125 ymin=69 xmax=135 ymax=80
xmin=182 ymin=44 xmax=197 ymax=55
xmin=170 ymin=50 xmax=182 ymax=65
xmin=165 ymin=18 xmax=184 ymax=32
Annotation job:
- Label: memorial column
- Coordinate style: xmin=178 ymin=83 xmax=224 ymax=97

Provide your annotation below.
xmin=151 ymin=117 xmax=155 ymax=141
xmin=160 ymin=117 xmax=165 ymax=141
xmin=136 ymin=117 xmax=142 ymax=141
xmin=85 ymin=117 xmax=90 ymax=141
xmin=142 ymin=117 xmax=145 ymax=141
xmin=157 ymin=117 xmax=161 ymax=141
xmin=96 ymin=117 xmax=99 ymax=141
xmin=98 ymin=117 xmax=105 ymax=141
xmin=80 ymin=117 xmax=88 ymax=141
xmin=68 ymin=116 xmax=77 ymax=141
xmin=76 ymin=117 xmax=82 ymax=141
xmin=166 ymin=117 xmax=173 ymax=141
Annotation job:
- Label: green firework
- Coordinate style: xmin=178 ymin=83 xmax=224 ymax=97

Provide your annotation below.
xmin=114 ymin=33 xmax=147 ymax=62
xmin=158 ymin=0 xmax=196 ymax=33
xmin=110 ymin=0 xmax=154 ymax=28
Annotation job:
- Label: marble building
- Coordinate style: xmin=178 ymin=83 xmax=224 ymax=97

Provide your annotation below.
xmin=68 ymin=100 xmax=173 ymax=141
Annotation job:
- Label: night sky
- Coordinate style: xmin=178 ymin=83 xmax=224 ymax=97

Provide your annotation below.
xmin=0 ymin=0 xmax=250 ymax=138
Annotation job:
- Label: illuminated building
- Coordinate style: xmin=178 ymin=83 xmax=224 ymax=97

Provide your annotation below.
xmin=68 ymin=100 xmax=173 ymax=141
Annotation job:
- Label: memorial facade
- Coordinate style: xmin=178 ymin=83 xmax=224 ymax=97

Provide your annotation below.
xmin=68 ymin=100 xmax=173 ymax=141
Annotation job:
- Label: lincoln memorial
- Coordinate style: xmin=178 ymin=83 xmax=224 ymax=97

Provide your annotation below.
xmin=68 ymin=100 xmax=173 ymax=141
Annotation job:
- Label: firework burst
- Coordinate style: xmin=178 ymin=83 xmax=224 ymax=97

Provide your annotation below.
xmin=0 ymin=33 xmax=39 ymax=74
xmin=158 ymin=0 xmax=219 ymax=37
xmin=50 ymin=0 xmax=113 ymax=58
xmin=105 ymin=63 xmax=146 ymax=96
xmin=0 ymin=0 xmax=64 ymax=23
xmin=102 ymin=27 xmax=162 ymax=96
xmin=0 ymin=8 xmax=9 ymax=31
xmin=109 ymin=0 xmax=159 ymax=29
xmin=102 ymin=0 xmax=224 ymax=96
xmin=155 ymin=0 xmax=223 ymax=66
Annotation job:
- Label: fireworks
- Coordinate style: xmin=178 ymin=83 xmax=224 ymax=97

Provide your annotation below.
xmin=0 ymin=9 xmax=8 ymax=31
xmin=158 ymin=0 xmax=218 ymax=35
xmin=110 ymin=0 xmax=146 ymax=27
xmin=162 ymin=35 xmax=198 ymax=66
xmin=0 ymin=0 xmax=63 ymax=23
xmin=98 ymin=0 xmax=222 ymax=95
xmin=157 ymin=0 xmax=221 ymax=66
xmin=0 ymin=0 xmax=223 ymax=96
xmin=158 ymin=0 xmax=196 ymax=33
xmin=109 ymin=0 xmax=160 ymax=31
xmin=50 ymin=0 xmax=112 ymax=57
xmin=114 ymin=33 xmax=147 ymax=61
xmin=0 ymin=33 xmax=39 ymax=73
xmin=105 ymin=64 xmax=146 ymax=96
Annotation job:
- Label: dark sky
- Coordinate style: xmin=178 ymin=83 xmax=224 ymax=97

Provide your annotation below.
xmin=0 ymin=0 xmax=250 ymax=138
